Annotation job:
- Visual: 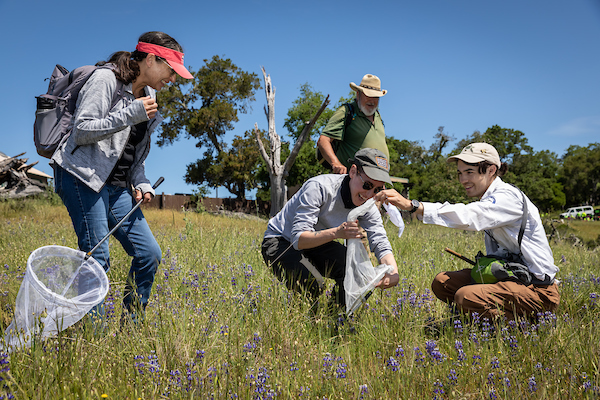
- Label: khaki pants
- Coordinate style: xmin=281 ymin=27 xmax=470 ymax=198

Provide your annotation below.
xmin=431 ymin=269 xmax=560 ymax=321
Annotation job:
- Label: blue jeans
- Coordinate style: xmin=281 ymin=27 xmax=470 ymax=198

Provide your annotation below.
xmin=54 ymin=166 xmax=162 ymax=315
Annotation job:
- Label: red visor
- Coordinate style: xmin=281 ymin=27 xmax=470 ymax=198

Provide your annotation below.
xmin=136 ymin=42 xmax=193 ymax=79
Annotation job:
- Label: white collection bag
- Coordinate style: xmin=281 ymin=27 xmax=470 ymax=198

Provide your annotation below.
xmin=344 ymin=198 xmax=393 ymax=316
xmin=2 ymin=245 xmax=109 ymax=351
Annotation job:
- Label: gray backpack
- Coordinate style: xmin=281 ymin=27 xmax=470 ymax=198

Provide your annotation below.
xmin=34 ymin=64 xmax=123 ymax=158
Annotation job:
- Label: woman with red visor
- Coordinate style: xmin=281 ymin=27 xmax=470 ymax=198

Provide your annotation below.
xmin=51 ymin=31 xmax=193 ymax=326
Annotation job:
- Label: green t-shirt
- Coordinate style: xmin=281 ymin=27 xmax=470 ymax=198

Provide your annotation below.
xmin=321 ymin=100 xmax=388 ymax=168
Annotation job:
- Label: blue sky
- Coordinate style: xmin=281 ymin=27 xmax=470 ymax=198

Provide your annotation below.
xmin=1 ymin=0 xmax=599 ymax=197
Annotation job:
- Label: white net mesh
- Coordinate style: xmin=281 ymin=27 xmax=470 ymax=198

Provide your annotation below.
xmin=344 ymin=199 xmax=393 ymax=316
xmin=2 ymin=245 xmax=109 ymax=351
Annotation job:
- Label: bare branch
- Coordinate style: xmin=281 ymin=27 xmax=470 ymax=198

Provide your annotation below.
xmin=254 ymin=123 xmax=272 ymax=174
xmin=283 ymin=95 xmax=330 ymax=172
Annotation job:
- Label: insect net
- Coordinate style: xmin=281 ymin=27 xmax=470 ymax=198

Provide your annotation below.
xmin=344 ymin=198 xmax=394 ymax=316
xmin=1 ymin=245 xmax=109 ymax=351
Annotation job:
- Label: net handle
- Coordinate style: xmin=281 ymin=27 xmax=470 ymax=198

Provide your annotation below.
xmin=86 ymin=177 xmax=164 ymax=259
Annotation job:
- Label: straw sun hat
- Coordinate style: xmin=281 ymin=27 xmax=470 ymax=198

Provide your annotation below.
xmin=349 ymin=74 xmax=387 ymax=97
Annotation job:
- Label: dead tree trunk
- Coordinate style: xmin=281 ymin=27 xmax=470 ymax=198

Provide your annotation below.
xmin=254 ymin=66 xmax=330 ymax=216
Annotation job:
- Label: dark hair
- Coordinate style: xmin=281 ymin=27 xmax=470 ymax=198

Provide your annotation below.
xmin=97 ymin=31 xmax=184 ymax=84
xmin=466 ymin=161 xmax=508 ymax=177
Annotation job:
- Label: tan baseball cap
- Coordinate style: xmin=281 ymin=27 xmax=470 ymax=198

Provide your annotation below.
xmin=447 ymin=143 xmax=501 ymax=167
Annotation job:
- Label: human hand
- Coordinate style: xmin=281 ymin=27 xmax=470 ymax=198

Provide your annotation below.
xmin=375 ymin=270 xmax=399 ymax=289
xmin=335 ymin=219 xmax=362 ymax=240
xmin=374 ymin=189 xmax=411 ymax=210
xmin=135 ymin=190 xmax=153 ymax=203
xmin=331 ymin=162 xmax=348 ymax=175
xmin=140 ymin=96 xmax=158 ymax=119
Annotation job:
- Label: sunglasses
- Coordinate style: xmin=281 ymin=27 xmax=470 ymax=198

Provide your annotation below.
xmin=159 ymin=58 xmax=176 ymax=77
xmin=357 ymin=171 xmax=385 ymax=194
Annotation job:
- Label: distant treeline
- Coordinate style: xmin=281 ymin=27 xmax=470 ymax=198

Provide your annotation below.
xmin=384 ymin=125 xmax=599 ymax=212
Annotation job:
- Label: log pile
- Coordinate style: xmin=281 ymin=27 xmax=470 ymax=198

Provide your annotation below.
xmin=0 ymin=153 xmax=47 ymax=199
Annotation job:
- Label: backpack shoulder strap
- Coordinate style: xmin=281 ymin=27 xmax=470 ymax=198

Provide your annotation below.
xmin=517 ymin=190 xmax=528 ymax=248
xmin=484 ymin=185 xmax=528 ymax=252
xmin=343 ymin=102 xmax=355 ymax=131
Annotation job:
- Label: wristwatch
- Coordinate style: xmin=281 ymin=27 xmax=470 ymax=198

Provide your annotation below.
xmin=410 ymin=199 xmax=421 ymax=213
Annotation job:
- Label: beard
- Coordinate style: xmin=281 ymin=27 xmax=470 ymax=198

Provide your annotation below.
xmin=357 ymin=95 xmax=377 ymax=116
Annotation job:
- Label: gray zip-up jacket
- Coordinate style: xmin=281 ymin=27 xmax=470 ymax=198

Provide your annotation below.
xmin=264 ymin=174 xmax=393 ymax=261
xmin=51 ymin=68 xmax=163 ymax=195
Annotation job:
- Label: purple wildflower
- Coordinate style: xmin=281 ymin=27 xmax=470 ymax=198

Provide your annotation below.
xmin=447 ymin=369 xmax=458 ymax=385
xmin=528 ymin=376 xmax=537 ymax=393
xmin=386 ymin=357 xmax=400 ymax=372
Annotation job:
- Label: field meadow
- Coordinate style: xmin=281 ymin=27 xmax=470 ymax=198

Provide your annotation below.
xmin=0 ymin=199 xmax=599 ymax=399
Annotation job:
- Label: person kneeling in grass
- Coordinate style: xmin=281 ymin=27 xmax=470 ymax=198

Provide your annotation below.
xmin=261 ymin=148 xmax=400 ymax=308
xmin=374 ymin=143 xmax=559 ymax=321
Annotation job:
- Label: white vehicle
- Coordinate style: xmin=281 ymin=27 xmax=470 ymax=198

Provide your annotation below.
xmin=559 ymin=206 xmax=594 ymax=219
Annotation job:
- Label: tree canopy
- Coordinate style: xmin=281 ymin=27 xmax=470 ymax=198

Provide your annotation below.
xmin=153 ymin=60 xmax=597 ymax=210
xmin=157 ymin=55 xmax=261 ymax=153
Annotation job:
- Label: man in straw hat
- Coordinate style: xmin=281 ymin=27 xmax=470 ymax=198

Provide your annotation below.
xmin=261 ymin=148 xmax=399 ymax=309
xmin=374 ymin=142 xmax=560 ymax=322
xmin=317 ymin=74 xmax=388 ymax=174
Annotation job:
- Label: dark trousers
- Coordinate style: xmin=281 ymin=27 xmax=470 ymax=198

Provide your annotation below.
xmin=261 ymin=236 xmax=347 ymax=306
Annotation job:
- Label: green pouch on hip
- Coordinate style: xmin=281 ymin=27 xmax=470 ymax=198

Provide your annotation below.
xmin=471 ymin=252 xmax=532 ymax=285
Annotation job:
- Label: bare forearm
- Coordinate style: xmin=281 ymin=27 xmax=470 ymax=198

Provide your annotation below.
xmin=298 ymin=228 xmax=338 ymax=250
xmin=297 ymin=220 xmax=362 ymax=250
xmin=317 ymin=136 xmax=347 ymax=174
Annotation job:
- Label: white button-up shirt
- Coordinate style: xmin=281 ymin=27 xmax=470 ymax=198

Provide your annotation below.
xmin=422 ymin=177 xmax=558 ymax=281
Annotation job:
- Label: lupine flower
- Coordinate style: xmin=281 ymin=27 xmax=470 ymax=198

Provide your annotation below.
xmin=133 ymin=355 xmax=145 ymax=374
xmin=358 ymin=384 xmax=368 ymax=399
xmin=481 ymin=318 xmax=493 ymax=341
xmin=335 ymin=361 xmax=347 ymax=379
xmin=298 ymin=386 xmax=310 ymax=397
xmin=425 ymin=340 xmax=445 ymax=363
xmin=395 ymin=345 xmax=405 ymax=358
xmin=453 ymin=318 xmax=464 ymax=335
xmin=447 ymin=369 xmax=458 ymax=385
xmin=414 ymin=347 xmax=425 ymax=365
xmin=581 ymin=373 xmax=592 ymax=392
xmin=432 ymin=380 xmax=445 ymax=400
xmin=528 ymin=376 xmax=537 ymax=392
xmin=455 ymin=340 xmax=467 ymax=362
xmin=386 ymin=356 xmax=400 ymax=372
xmin=490 ymin=357 xmax=500 ymax=369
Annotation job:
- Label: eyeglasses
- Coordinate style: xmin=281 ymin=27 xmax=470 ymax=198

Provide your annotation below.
xmin=159 ymin=58 xmax=176 ymax=78
xmin=357 ymin=171 xmax=385 ymax=193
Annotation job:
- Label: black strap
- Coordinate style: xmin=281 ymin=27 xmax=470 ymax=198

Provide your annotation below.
xmin=517 ymin=190 xmax=527 ymax=249
xmin=485 ymin=186 xmax=528 ymax=253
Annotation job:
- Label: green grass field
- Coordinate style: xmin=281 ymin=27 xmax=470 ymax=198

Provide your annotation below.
xmin=0 ymin=200 xmax=598 ymax=399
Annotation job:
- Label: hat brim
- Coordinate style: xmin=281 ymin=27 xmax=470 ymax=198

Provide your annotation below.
xmin=165 ymin=60 xmax=193 ymax=79
xmin=362 ymin=165 xmax=392 ymax=185
xmin=350 ymin=82 xmax=387 ymax=97
xmin=447 ymin=154 xmax=500 ymax=167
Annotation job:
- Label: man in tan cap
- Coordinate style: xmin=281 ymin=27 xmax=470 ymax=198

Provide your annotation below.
xmin=317 ymin=74 xmax=388 ymax=174
xmin=374 ymin=142 xmax=560 ymax=322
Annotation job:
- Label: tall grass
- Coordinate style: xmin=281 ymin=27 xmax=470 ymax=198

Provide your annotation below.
xmin=0 ymin=202 xmax=598 ymax=399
